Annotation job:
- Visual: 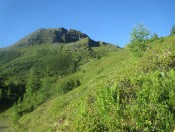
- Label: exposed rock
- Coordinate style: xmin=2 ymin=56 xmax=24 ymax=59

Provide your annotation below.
xmin=61 ymin=29 xmax=88 ymax=43
xmin=14 ymin=27 xmax=116 ymax=48
xmin=15 ymin=28 xmax=91 ymax=47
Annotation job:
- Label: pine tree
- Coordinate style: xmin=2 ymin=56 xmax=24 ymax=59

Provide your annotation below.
xmin=12 ymin=103 xmax=21 ymax=124
xmin=7 ymin=87 xmax=11 ymax=98
xmin=130 ymin=24 xmax=150 ymax=42
xmin=39 ymin=77 xmax=52 ymax=102
xmin=170 ymin=25 xmax=175 ymax=36
xmin=20 ymin=68 xmax=38 ymax=113
xmin=129 ymin=24 xmax=150 ymax=57
xmin=25 ymin=68 xmax=38 ymax=97
xmin=151 ymin=33 xmax=159 ymax=40
xmin=0 ymin=89 xmax=2 ymax=99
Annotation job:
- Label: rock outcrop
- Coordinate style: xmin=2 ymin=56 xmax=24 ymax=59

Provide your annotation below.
xmin=15 ymin=28 xmax=92 ymax=47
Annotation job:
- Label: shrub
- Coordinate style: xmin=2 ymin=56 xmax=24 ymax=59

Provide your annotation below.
xmin=81 ymin=70 xmax=175 ymax=131
xmin=58 ymin=78 xmax=81 ymax=94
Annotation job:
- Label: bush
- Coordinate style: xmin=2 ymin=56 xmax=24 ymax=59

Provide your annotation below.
xmin=75 ymin=70 xmax=175 ymax=131
xmin=58 ymin=78 xmax=81 ymax=94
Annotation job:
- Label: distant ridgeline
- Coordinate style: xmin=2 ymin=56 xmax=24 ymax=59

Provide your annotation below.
xmin=15 ymin=28 xmax=106 ymax=47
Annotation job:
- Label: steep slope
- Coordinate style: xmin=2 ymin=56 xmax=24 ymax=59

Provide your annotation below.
xmin=1 ymin=28 xmax=175 ymax=131
xmin=0 ymin=28 xmax=120 ymax=123
xmin=4 ymin=36 xmax=175 ymax=131
xmin=3 ymin=48 xmax=130 ymax=131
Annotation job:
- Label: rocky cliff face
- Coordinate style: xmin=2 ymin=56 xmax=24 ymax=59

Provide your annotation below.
xmin=61 ymin=29 xmax=88 ymax=43
xmin=15 ymin=28 xmax=92 ymax=47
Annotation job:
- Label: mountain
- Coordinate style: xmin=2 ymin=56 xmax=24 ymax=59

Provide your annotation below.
xmin=14 ymin=28 xmax=104 ymax=47
xmin=1 ymin=28 xmax=175 ymax=131
xmin=0 ymin=28 xmax=120 ymax=117
xmin=0 ymin=28 xmax=119 ymax=78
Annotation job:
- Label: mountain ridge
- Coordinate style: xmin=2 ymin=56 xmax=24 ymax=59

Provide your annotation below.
xmin=13 ymin=27 xmax=116 ymax=48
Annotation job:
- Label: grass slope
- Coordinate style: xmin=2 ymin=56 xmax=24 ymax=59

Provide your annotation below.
xmin=1 ymin=36 xmax=175 ymax=131
xmin=15 ymin=48 xmax=132 ymax=131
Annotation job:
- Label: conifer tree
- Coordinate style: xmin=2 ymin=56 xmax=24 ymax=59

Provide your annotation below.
xmin=7 ymin=87 xmax=11 ymax=98
xmin=0 ymin=89 xmax=2 ymax=99
xmin=170 ymin=25 xmax=175 ymax=36
xmin=129 ymin=24 xmax=150 ymax=57
xmin=40 ymin=77 xmax=52 ymax=102
xmin=151 ymin=33 xmax=159 ymax=40
xmin=25 ymin=68 xmax=38 ymax=97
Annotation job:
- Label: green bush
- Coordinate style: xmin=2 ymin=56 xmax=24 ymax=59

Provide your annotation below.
xmin=74 ymin=70 xmax=175 ymax=131
xmin=57 ymin=78 xmax=81 ymax=94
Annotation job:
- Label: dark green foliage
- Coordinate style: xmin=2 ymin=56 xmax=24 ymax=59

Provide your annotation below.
xmin=45 ymin=52 xmax=77 ymax=76
xmin=0 ymin=46 xmax=77 ymax=108
xmin=39 ymin=77 xmax=52 ymax=99
xmin=25 ymin=68 xmax=39 ymax=96
xmin=129 ymin=24 xmax=150 ymax=57
xmin=95 ymin=49 xmax=108 ymax=60
xmin=14 ymin=68 xmax=56 ymax=117
xmin=0 ymin=50 xmax=20 ymax=64
xmin=11 ymin=103 xmax=21 ymax=124
xmin=13 ymin=68 xmax=40 ymax=116
xmin=58 ymin=78 xmax=81 ymax=94
xmin=13 ymin=74 xmax=80 ymax=120
xmin=0 ymin=89 xmax=2 ymax=100
xmin=170 ymin=25 xmax=175 ymax=36
xmin=150 ymin=33 xmax=159 ymax=41
xmin=0 ymin=76 xmax=25 ymax=113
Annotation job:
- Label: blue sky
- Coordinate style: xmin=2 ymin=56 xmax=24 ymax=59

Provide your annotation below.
xmin=0 ymin=0 xmax=174 ymax=48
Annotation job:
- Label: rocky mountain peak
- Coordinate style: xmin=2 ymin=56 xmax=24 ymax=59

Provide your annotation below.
xmin=15 ymin=28 xmax=90 ymax=47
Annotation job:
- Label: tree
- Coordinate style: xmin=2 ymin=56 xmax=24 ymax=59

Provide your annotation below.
xmin=7 ymin=87 xmax=11 ymax=98
xmin=15 ymin=68 xmax=39 ymax=115
xmin=0 ymin=89 xmax=2 ymax=99
xmin=39 ymin=77 xmax=52 ymax=102
xmin=170 ymin=25 xmax=175 ymax=36
xmin=151 ymin=33 xmax=159 ymax=40
xmin=25 ymin=68 xmax=38 ymax=97
xmin=128 ymin=24 xmax=150 ymax=57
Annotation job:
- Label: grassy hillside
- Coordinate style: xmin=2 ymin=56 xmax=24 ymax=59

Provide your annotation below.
xmin=1 ymin=34 xmax=175 ymax=131
xmin=0 ymin=36 xmax=120 ymax=131
xmin=10 ymin=48 xmax=131 ymax=131
xmin=0 ymin=37 xmax=119 ymax=106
